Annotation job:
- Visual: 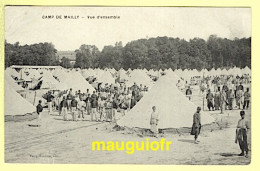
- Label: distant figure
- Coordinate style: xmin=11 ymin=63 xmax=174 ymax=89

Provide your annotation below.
xmin=243 ymin=88 xmax=250 ymax=109
xmin=78 ymin=98 xmax=86 ymax=119
xmin=176 ymin=80 xmax=182 ymax=90
xmin=236 ymin=89 xmax=244 ymax=109
xmin=220 ymin=88 xmax=227 ymax=114
xmin=71 ymin=96 xmax=78 ymax=121
xmin=60 ymin=96 xmax=69 ymax=121
xmin=214 ymin=87 xmax=221 ymax=110
xmin=150 ymin=106 xmax=159 ymax=138
xmin=46 ymin=91 xmax=54 ymax=114
xmin=91 ymin=91 xmax=98 ymax=121
xmin=191 ymin=107 xmax=202 ymax=144
xmin=185 ymin=86 xmax=192 ymax=101
xmin=200 ymin=81 xmax=206 ymax=95
xmin=36 ymin=100 xmax=43 ymax=126
xmin=206 ymin=89 xmax=214 ymax=111
xmin=112 ymin=97 xmax=119 ymax=122
xmin=67 ymin=89 xmax=73 ymax=112
xmin=235 ymin=111 xmax=250 ymax=158
xmin=237 ymin=82 xmax=244 ymax=91
xmin=228 ymin=89 xmax=235 ymax=110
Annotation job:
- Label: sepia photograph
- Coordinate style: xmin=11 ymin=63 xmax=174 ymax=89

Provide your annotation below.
xmin=4 ymin=6 xmax=251 ymax=164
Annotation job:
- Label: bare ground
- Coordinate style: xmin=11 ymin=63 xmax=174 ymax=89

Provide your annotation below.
xmin=5 ymin=107 xmax=251 ymax=164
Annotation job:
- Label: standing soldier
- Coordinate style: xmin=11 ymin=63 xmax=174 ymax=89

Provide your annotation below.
xmin=85 ymin=94 xmax=91 ymax=115
xmin=78 ymin=98 xmax=86 ymax=119
xmin=186 ymin=86 xmax=192 ymax=101
xmin=46 ymin=91 xmax=54 ymax=115
xmin=235 ymin=111 xmax=250 ymax=158
xmin=90 ymin=91 xmax=98 ymax=121
xmin=228 ymin=89 xmax=235 ymax=110
xmin=191 ymin=107 xmax=202 ymax=144
xmin=60 ymin=96 xmax=69 ymax=121
xmin=67 ymin=89 xmax=73 ymax=112
xmin=236 ymin=88 xmax=244 ymax=109
xmin=150 ymin=106 xmax=159 ymax=138
xmin=71 ymin=96 xmax=78 ymax=121
xmin=206 ymin=89 xmax=214 ymax=111
xmin=220 ymin=89 xmax=227 ymax=114
xmin=214 ymin=87 xmax=221 ymax=110
xmin=36 ymin=100 xmax=43 ymax=126
xmin=243 ymin=88 xmax=250 ymax=109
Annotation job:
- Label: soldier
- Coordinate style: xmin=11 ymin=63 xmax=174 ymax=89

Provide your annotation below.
xmin=191 ymin=107 xmax=202 ymax=144
xmin=235 ymin=111 xmax=250 ymax=158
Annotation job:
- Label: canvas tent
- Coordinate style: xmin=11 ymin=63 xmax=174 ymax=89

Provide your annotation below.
xmin=5 ymin=72 xmax=24 ymax=91
xmin=97 ymin=71 xmax=115 ymax=85
xmin=40 ymin=70 xmax=59 ymax=89
xmin=117 ymin=75 xmax=215 ymax=129
xmin=126 ymin=70 xmax=153 ymax=87
xmin=55 ymin=72 xmax=95 ymax=92
xmin=5 ymin=81 xmax=35 ymax=116
xmin=5 ymin=67 xmax=20 ymax=78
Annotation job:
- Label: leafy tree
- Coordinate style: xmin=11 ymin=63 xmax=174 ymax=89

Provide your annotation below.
xmin=60 ymin=57 xmax=71 ymax=68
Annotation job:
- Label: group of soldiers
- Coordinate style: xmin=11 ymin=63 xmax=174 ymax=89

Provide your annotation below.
xmin=205 ymin=82 xmax=250 ymax=112
xmin=44 ymin=83 xmax=147 ymax=122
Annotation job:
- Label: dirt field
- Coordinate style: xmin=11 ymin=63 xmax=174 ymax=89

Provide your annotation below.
xmin=5 ymin=106 xmax=251 ymax=164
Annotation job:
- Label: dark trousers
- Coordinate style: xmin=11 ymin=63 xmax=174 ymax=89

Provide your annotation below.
xmin=207 ymin=101 xmax=214 ymax=110
xmin=238 ymin=129 xmax=249 ymax=154
xmin=243 ymin=100 xmax=250 ymax=109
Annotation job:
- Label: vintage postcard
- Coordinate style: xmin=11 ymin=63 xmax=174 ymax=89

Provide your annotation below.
xmin=3 ymin=6 xmax=252 ymax=166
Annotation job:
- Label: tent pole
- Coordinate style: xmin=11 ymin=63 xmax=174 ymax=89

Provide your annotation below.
xmin=33 ymin=91 xmax=37 ymax=106
xmin=202 ymin=94 xmax=205 ymax=111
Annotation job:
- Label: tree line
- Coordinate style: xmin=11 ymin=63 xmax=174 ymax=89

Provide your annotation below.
xmin=5 ymin=35 xmax=251 ymax=70
xmin=5 ymin=41 xmax=59 ymax=68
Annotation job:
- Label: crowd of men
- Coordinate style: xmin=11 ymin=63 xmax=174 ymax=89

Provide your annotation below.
xmin=44 ymin=83 xmax=148 ymax=122
xmin=180 ymin=74 xmax=251 ymax=112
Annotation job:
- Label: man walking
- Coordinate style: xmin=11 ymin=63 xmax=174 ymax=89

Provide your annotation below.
xmin=191 ymin=107 xmax=202 ymax=144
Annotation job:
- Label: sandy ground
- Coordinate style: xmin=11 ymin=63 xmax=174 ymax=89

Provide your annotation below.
xmin=5 ymin=107 xmax=251 ymax=164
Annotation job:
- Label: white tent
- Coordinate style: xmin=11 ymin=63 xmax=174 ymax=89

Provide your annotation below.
xmin=5 ymin=81 xmax=35 ymax=116
xmin=5 ymin=67 xmax=20 ymax=78
xmin=242 ymin=66 xmax=251 ymax=75
xmin=126 ymin=70 xmax=153 ymax=87
xmin=82 ymin=69 xmax=96 ymax=78
xmin=40 ymin=70 xmax=59 ymax=89
xmin=19 ymin=69 xmax=31 ymax=81
xmin=148 ymin=69 xmax=157 ymax=77
xmin=94 ymin=68 xmax=105 ymax=80
xmin=56 ymin=72 xmax=95 ymax=93
xmin=117 ymin=75 xmax=215 ymax=129
xmin=118 ymin=69 xmax=129 ymax=81
xmin=221 ymin=68 xmax=229 ymax=75
xmin=52 ymin=68 xmax=68 ymax=81
xmin=97 ymin=71 xmax=115 ymax=85
xmin=230 ymin=67 xmax=243 ymax=77
xmin=5 ymin=73 xmax=24 ymax=91
xmin=164 ymin=70 xmax=182 ymax=85
xmin=27 ymin=69 xmax=41 ymax=79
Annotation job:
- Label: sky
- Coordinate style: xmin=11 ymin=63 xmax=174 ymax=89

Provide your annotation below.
xmin=5 ymin=7 xmax=251 ymax=51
